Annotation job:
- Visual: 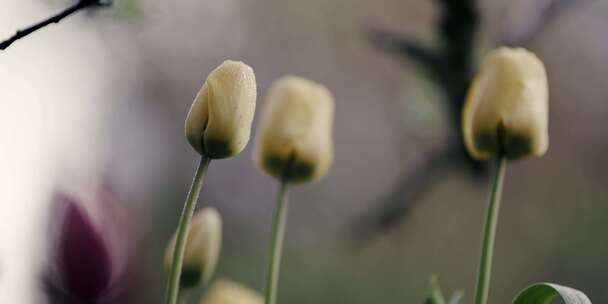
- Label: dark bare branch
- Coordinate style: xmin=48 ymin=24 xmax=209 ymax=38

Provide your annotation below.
xmin=0 ymin=0 xmax=111 ymax=51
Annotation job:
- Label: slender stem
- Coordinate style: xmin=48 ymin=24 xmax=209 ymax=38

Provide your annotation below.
xmin=264 ymin=181 xmax=290 ymax=304
xmin=0 ymin=0 xmax=108 ymax=51
xmin=164 ymin=156 xmax=211 ymax=304
xmin=473 ymin=156 xmax=506 ymax=304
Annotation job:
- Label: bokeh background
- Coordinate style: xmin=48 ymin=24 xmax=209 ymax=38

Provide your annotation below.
xmin=2 ymin=0 xmax=608 ymax=303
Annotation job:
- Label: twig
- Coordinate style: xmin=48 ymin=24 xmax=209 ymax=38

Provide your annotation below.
xmin=0 ymin=0 xmax=110 ymax=51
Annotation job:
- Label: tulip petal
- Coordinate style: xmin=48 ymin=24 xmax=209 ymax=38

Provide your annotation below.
xmin=462 ymin=47 xmax=548 ymax=160
xmin=185 ymin=60 xmax=257 ymax=158
xmin=254 ymin=76 xmax=334 ymax=183
xmin=57 ymin=198 xmax=112 ymax=301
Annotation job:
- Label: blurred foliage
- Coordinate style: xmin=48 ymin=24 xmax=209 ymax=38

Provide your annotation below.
xmin=422 ymin=276 xmax=463 ymax=304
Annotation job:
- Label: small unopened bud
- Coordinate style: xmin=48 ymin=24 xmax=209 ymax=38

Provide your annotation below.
xmin=462 ymin=47 xmax=549 ymax=160
xmin=164 ymin=207 xmax=222 ymax=288
xmin=46 ymin=193 xmax=127 ymax=303
xmin=185 ymin=60 xmax=257 ymax=159
xmin=200 ymin=280 xmax=263 ymax=304
xmin=253 ymin=76 xmax=334 ymax=183
xmin=56 ymin=198 xmax=112 ymax=301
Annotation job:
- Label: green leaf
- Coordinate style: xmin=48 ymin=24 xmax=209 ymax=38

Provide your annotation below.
xmin=423 ymin=276 xmax=446 ymax=304
xmin=513 ymin=282 xmax=591 ymax=304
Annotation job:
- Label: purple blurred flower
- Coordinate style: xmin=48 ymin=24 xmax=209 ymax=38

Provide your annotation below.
xmin=45 ymin=193 xmax=128 ymax=304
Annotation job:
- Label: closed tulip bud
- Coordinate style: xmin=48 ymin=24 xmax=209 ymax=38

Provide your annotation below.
xmin=185 ymin=60 xmax=257 ymax=159
xmin=200 ymin=280 xmax=263 ymax=304
xmin=45 ymin=193 xmax=128 ymax=303
xmin=165 ymin=207 xmax=222 ymax=288
xmin=254 ymin=76 xmax=334 ymax=183
xmin=462 ymin=47 xmax=549 ymax=160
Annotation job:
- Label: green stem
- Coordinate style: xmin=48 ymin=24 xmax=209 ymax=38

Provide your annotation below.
xmin=473 ymin=156 xmax=506 ymax=304
xmin=264 ymin=181 xmax=290 ymax=304
xmin=164 ymin=156 xmax=211 ymax=304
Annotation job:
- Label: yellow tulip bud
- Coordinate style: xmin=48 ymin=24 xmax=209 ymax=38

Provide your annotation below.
xmin=185 ymin=60 xmax=257 ymax=159
xmin=164 ymin=207 xmax=222 ymax=288
xmin=200 ymin=280 xmax=263 ymax=304
xmin=253 ymin=76 xmax=334 ymax=183
xmin=462 ymin=47 xmax=549 ymax=160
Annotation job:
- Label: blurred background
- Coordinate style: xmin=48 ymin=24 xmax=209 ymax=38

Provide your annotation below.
xmin=1 ymin=0 xmax=608 ymax=303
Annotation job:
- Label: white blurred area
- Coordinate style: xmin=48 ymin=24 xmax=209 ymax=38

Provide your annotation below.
xmin=0 ymin=1 xmax=118 ymax=302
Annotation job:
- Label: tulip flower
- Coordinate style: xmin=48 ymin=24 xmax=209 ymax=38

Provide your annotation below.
xmin=166 ymin=60 xmax=257 ymax=304
xmin=462 ymin=47 xmax=548 ymax=161
xmin=254 ymin=76 xmax=334 ymax=183
xmin=200 ymin=280 xmax=263 ymax=304
xmin=253 ymin=76 xmax=335 ymax=304
xmin=164 ymin=207 xmax=222 ymax=288
xmin=463 ymin=47 xmax=551 ymax=304
xmin=44 ymin=193 xmax=126 ymax=304
xmin=185 ymin=60 xmax=257 ymax=159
